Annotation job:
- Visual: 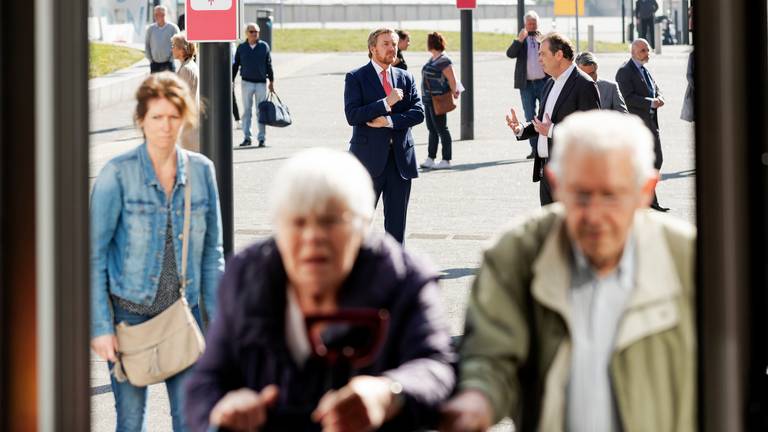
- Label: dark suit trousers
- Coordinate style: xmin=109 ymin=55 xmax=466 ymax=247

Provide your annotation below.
xmin=373 ymin=148 xmax=412 ymax=244
xmin=539 ymin=163 xmax=555 ymax=206
xmin=639 ymin=18 xmax=655 ymax=47
xmin=651 ymin=112 xmax=663 ymax=170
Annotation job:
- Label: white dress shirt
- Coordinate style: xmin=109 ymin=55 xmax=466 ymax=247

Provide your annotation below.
xmin=535 ymin=63 xmax=575 ymax=158
xmin=371 ymin=61 xmax=395 ymax=128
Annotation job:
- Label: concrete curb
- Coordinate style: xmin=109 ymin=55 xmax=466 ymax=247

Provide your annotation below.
xmin=89 ymin=56 xmax=149 ymax=111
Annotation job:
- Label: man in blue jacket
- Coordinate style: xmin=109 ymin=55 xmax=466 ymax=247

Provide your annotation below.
xmin=233 ymin=22 xmax=275 ymax=147
xmin=344 ymin=28 xmax=424 ymax=244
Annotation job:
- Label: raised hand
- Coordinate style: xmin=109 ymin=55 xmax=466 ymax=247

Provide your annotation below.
xmin=385 ymin=88 xmax=404 ymax=107
xmin=518 ymin=28 xmax=528 ymax=42
xmin=505 ymin=108 xmax=522 ymax=134
xmin=532 ymin=113 xmax=553 ymax=136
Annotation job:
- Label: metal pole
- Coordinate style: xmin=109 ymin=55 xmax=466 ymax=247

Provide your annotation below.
xmin=621 ymin=0 xmax=626 ymax=43
xmin=682 ymin=0 xmax=689 ymax=44
xmin=575 ymin=0 xmax=580 ymax=51
xmin=460 ymin=9 xmax=474 ymax=140
xmin=199 ymin=43 xmax=234 ymax=257
xmin=517 ymin=0 xmax=525 ymax=31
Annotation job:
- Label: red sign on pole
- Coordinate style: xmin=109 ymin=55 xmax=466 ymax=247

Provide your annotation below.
xmin=186 ymin=0 xmax=240 ymax=42
xmin=456 ymin=0 xmax=477 ymax=9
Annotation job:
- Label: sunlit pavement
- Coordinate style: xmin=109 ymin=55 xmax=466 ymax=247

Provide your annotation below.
xmin=89 ymin=47 xmax=694 ymax=431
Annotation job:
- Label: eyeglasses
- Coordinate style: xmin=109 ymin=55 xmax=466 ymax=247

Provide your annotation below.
xmin=561 ymin=189 xmax=635 ymax=210
xmin=248 ymin=30 xmax=259 ymax=34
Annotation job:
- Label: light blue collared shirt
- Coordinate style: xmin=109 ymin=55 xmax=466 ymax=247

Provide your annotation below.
xmin=566 ymin=235 xmax=636 ymax=432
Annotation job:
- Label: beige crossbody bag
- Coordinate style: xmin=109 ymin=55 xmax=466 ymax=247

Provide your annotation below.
xmin=113 ymin=153 xmax=206 ymax=387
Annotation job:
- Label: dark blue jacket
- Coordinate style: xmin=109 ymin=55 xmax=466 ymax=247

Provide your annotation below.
xmin=232 ymin=40 xmax=274 ymax=83
xmin=185 ymin=235 xmax=456 ymax=432
xmin=344 ymin=62 xmax=424 ymax=180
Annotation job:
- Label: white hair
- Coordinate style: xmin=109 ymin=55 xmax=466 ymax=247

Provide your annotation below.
xmin=549 ymin=110 xmax=656 ymax=187
xmin=630 ymin=38 xmax=650 ymax=53
xmin=524 ymin=10 xmax=540 ymax=22
xmin=245 ymin=22 xmax=260 ymax=32
xmin=153 ymin=5 xmax=167 ymax=13
xmin=269 ymin=148 xmax=375 ymax=228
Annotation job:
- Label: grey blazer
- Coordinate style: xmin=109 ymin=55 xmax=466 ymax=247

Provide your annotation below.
xmin=596 ymin=79 xmax=628 ymax=113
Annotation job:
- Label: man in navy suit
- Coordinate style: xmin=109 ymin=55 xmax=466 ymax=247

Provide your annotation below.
xmin=344 ymin=28 xmax=425 ymax=243
xmin=616 ymin=38 xmax=669 ymax=212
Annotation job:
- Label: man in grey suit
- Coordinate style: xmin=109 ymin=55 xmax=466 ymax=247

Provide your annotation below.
xmin=575 ymin=52 xmax=628 ymax=113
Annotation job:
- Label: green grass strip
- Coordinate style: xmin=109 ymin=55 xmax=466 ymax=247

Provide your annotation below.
xmin=90 ymin=42 xmax=144 ymax=78
xmin=272 ymin=28 xmax=627 ymax=53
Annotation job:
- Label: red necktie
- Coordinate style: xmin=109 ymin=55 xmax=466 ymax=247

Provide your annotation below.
xmin=381 ymin=70 xmax=392 ymax=96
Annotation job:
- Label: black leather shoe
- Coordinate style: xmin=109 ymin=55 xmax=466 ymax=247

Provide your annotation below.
xmin=239 ymin=139 xmax=252 ymax=147
xmin=526 ymin=151 xmax=535 ymax=159
xmin=258 ymin=139 xmax=265 ymax=148
xmin=651 ymin=204 xmax=670 ymax=212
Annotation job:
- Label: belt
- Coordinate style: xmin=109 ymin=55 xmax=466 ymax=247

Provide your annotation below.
xmin=527 ymin=78 xmax=547 ymax=83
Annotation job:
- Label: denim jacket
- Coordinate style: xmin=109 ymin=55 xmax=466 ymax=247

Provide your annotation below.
xmin=90 ymin=143 xmax=224 ymax=338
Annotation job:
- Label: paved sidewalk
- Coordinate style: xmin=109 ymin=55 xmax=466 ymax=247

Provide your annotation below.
xmin=90 ymin=47 xmax=695 ymax=431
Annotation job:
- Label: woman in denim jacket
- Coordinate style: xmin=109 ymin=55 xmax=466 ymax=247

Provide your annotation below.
xmin=90 ymin=72 xmax=224 ymax=431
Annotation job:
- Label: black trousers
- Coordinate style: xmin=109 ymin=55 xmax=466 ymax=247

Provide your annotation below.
xmin=232 ymin=89 xmax=240 ymax=121
xmin=639 ymin=18 xmax=655 ymax=47
xmin=425 ymin=101 xmax=452 ymax=161
xmin=539 ymin=170 xmax=555 ymax=206
xmin=150 ymin=61 xmax=175 ymax=73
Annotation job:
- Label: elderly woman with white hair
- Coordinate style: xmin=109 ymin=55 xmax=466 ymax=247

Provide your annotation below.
xmin=185 ymin=148 xmax=455 ymax=432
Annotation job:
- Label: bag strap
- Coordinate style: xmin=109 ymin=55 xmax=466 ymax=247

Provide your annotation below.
xmin=269 ymin=90 xmax=284 ymax=105
xmin=180 ymin=151 xmax=192 ymax=298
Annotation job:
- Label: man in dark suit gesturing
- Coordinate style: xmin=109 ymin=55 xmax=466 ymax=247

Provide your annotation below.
xmin=344 ymin=28 xmax=424 ymax=243
xmin=506 ymin=33 xmax=601 ymax=205
xmin=616 ymin=38 xmax=668 ymax=212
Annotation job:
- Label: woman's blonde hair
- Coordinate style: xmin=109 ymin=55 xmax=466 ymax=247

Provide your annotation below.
xmin=134 ymin=72 xmax=198 ymax=128
xmin=171 ymin=32 xmax=196 ymax=61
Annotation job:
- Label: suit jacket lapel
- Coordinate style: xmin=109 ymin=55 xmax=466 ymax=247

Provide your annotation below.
xmin=551 ymin=67 xmax=579 ymax=121
xmin=392 ymin=67 xmax=404 ymax=91
xmin=365 ymin=63 xmax=387 ymax=99
xmin=539 ymin=79 xmax=555 ymax=119
xmin=631 ymin=62 xmax=652 ymax=98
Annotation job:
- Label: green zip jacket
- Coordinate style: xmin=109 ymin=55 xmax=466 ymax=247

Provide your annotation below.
xmin=458 ymin=204 xmax=696 ymax=432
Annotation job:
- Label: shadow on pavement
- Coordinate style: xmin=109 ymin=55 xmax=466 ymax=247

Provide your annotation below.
xmin=439 ymin=267 xmax=478 ymax=280
xmin=661 ymin=169 xmax=696 ymax=181
xmin=421 ymin=158 xmax=531 ymax=173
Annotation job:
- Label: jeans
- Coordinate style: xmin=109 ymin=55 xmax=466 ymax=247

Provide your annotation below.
xmin=520 ymin=78 xmax=547 ymax=150
xmin=241 ymin=81 xmax=267 ymax=141
xmin=108 ymin=303 xmax=202 ymax=432
xmin=425 ymin=100 xmax=452 ymax=161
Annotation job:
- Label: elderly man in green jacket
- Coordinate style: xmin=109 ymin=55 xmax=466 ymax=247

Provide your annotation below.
xmin=440 ymin=110 xmax=696 ymax=432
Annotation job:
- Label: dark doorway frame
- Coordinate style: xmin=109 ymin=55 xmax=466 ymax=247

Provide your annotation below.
xmin=695 ymin=0 xmax=768 ymax=430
